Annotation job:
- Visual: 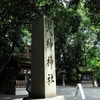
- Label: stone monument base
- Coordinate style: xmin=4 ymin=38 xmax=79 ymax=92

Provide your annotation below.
xmin=23 ymin=95 xmax=66 ymax=100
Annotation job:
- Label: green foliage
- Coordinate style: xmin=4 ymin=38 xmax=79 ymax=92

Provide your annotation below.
xmin=0 ymin=0 xmax=100 ymax=83
xmin=93 ymin=66 xmax=100 ymax=84
xmin=54 ymin=0 xmax=100 ymax=81
xmin=84 ymin=0 xmax=100 ymax=26
xmin=0 ymin=0 xmax=67 ymax=84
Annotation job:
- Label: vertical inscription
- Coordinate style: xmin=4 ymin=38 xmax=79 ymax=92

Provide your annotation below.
xmin=45 ymin=17 xmax=55 ymax=85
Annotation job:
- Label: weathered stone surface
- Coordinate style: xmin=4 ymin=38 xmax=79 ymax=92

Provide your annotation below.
xmin=31 ymin=15 xmax=56 ymax=98
xmin=23 ymin=15 xmax=65 ymax=100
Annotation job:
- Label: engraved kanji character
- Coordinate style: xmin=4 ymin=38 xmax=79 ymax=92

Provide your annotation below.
xmin=46 ymin=38 xmax=49 ymax=48
xmin=49 ymin=39 xmax=53 ymax=50
xmin=47 ymin=56 xmax=50 ymax=66
xmin=51 ymin=74 xmax=54 ymax=82
xmin=47 ymin=74 xmax=51 ymax=85
xmin=46 ymin=21 xmax=53 ymax=36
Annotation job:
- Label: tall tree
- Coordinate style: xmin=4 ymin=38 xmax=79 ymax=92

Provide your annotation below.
xmin=0 ymin=0 xmax=61 ymax=83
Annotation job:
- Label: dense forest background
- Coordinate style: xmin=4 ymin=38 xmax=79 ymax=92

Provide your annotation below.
xmin=0 ymin=0 xmax=100 ymax=84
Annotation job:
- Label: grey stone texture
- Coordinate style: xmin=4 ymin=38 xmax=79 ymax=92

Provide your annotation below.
xmin=31 ymin=15 xmax=56 ymax=98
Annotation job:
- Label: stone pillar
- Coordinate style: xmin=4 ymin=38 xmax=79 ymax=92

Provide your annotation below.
xmin=31 ymin=15 xmax=56 ymax=98
xmin=62 ymin=74 xmax=65 ymax=86
xmin=93 ymin=78 xmax=98 ymax=87
xmin=23 ymin=15 xmax=66 ymax=100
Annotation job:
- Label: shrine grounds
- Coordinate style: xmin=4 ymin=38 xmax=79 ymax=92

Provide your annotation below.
xmin=0 ymin=85 xmax=100 ymax=100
